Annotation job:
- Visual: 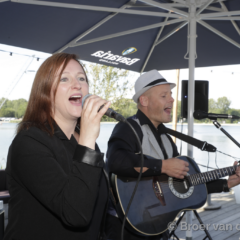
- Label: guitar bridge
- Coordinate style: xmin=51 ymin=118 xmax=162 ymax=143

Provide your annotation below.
xmin=153 ymin=177 xmax=166 ymax=206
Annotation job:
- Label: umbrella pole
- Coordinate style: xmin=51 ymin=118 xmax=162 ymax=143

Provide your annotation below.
xmin=186 ymin=1 xmax=197 ymax=240
xmin=172 ymin=69 xmax=180 ymax=143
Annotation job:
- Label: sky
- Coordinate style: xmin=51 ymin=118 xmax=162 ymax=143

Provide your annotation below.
xmin=0 ymin=43 xmax=240 ymax=109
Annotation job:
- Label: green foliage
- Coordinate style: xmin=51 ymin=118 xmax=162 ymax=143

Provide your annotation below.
xmin=0 ymin=88 xmax=239 ymax=125
xmin=209 ymin=97 xmax=231 ymax=114
xmin=216 ymin=97 xmax=231 ymax=114
xmin=114 ymin=98 xmax=137 ymax=119
xmin=0 ymin=98 xmax=28 ymax=118
xmin=194 ymin=96 xmax=236 ymax=123
xmin=171 ymin=100 xmax=182 ymax=122
xmin=209 ymin=98 xmax=217 ymax=113
xmin=176 ymin=96 xmax=239 ymax=124
xmin=0 ymin=108 xmax=15 ymax=117
xmin=177 ymin=100 xmax=181 ymax=121
xmin=85 ymin=63 xmax=133 ymax=121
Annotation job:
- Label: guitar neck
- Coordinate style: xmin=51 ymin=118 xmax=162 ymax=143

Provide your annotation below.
xmin=187 ymin=165 xmax=237 ymax=186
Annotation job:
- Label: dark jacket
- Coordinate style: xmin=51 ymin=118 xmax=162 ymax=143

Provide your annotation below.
xmin=108 ymin=110 xmax=227 ymax=193
xmin=4 ymin=125 xmax=109 ymax=240
xmin=106 ymin=110 xmax=228 ymax=240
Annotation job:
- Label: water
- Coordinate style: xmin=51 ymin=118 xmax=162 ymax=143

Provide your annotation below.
xmin=0 ymin=123 xmax=17 ymax=169
xmin=0 ymin=122 xmax=240 ymax=172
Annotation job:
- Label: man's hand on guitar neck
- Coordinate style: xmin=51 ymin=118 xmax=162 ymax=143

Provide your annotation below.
xmin=227 ymin=161 xmax=240 ymax=189
xmin=162 ymin=158 xmax=189 ymax=179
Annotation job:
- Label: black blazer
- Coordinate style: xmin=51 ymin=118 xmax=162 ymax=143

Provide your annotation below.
xmin=4 ymin=125 xmax=109 ymax=240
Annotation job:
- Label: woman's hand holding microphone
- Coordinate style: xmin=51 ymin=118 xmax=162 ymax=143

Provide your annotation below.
xmin=78 ymin=94 xmax=111 ymax=150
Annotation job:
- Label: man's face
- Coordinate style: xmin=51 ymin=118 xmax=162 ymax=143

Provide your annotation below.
xmin=143 ymin=84 xmax=174 ymax=127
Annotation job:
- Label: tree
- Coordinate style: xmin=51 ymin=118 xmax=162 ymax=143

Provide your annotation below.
xmin=216 ymin=96 xmax=231 ymax=114
xmin=209 ymin=98 xmax=217 ymax=113
xmin=0 ymin=98 xmax=28 ymax=118
xmin=86 ymin=63 xmax=132 ymax=121
xmin=0 ymin=108 xmax=15 ymax=117
xmin=114 ymin=98 xmax=137 ymax=119
xmin=12 ymin=99 xmax=28 ymax=118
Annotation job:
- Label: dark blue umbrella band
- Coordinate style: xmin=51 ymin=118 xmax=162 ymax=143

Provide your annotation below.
xmin=144 ymin=79 xmax=167 ymax=88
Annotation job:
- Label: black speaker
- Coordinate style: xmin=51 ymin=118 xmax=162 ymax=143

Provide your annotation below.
xmin=181 ymin=80 xmax=209 ymax=118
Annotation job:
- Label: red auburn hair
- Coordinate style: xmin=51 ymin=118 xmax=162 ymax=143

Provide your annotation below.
xmin=17 ymin=53 xmax=88 ymax=135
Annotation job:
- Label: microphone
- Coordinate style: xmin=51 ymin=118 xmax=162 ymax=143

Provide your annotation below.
xmin=82 ymin=94 xmax=126 ymax=122
xmin=193 ymin=110 xmax=240 ymax=120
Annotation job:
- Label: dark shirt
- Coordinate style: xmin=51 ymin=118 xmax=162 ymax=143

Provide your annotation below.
xmin=107 ymin=110 xmax=178 ymax=178
xmin=4 ymin=125 xmax=108 ymax=240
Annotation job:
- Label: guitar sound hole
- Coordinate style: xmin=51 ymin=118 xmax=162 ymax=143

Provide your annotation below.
xmin=172 ymin=178 xmax=189 ymax=194
xmin=169 ymin=174 xmax=194 ymax=199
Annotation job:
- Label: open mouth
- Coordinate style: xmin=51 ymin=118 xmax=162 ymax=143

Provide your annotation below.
xmin=69 ymin=95 xmax=82 ymax=104
xmin=164 ymin=107 xmax=172 ymax=114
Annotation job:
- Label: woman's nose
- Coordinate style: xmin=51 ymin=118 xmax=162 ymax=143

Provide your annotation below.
xmin=72 ymin=78 xmax=81 ymax=89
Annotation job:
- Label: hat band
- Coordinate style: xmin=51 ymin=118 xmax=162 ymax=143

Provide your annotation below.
xmin=144 ymin=78 xmax=167 ymax=88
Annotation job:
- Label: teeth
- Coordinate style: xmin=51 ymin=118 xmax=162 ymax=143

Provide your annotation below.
xmin=70 ymin=95 xmax=81 ymax=98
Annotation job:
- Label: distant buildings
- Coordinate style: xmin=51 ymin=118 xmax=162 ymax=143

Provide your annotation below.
xmin=0 ymin=117 xmax=16 ymax=121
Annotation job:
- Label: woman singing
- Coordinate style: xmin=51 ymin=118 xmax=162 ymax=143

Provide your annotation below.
xmin=4 ymin=53 xmax=110 ymax=240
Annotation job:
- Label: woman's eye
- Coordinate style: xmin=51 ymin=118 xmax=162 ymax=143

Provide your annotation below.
xmin=78 ymin=77 xmax=86 ymax=81
xmin=60 ymin=78 xmax=68 ymax=82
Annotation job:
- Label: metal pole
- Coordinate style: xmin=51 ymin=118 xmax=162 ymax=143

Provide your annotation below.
xmin=172 ymin=69 xmax=180 ymax=143
xmin=0 ymin=56 xmax=34 ymax=110
xmin=140 ymin=15 xmax=170 ymax=73
xmin=186 ymin=1 xmax=197 ymax=239
xmin=187 ymin=1 xmax=197 ymax=154
xmin=204 ymin=194 xmax=221 ymax=210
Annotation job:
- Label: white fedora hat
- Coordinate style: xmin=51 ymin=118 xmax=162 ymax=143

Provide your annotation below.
xmin=132 ymin=69 xmax=176 ymax=103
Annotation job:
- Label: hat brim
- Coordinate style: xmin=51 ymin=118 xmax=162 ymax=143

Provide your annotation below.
xmin=132 ymin=82 xmax=176 ymax=103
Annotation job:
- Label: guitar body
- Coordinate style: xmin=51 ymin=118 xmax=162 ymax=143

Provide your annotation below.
xmin=111 ymin=156 xmax=208 ymax=236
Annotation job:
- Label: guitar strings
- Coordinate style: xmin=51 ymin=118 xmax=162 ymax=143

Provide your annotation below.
xmin=156 ymin=167 xmax=236 ymax=186
xmin=155 ymin=168 xmax=236 ymax=190
xmin=152 ymin=162 xmax=238 ymax=194
xmin=156 ymin=169 xmax=237 ymax=191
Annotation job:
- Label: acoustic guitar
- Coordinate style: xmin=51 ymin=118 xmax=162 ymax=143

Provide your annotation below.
xmin=111 ymin=156 xmax=238 ymax=236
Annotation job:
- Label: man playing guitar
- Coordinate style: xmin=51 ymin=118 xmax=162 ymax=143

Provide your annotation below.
xmin=105 ymin=70 xmax=240 ymax=240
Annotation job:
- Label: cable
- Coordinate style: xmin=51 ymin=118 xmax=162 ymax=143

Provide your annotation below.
xmin=196 ymin=163 xmax=217 ymax=170
xmin=215 ymin=151 xmax=219 ymax=169
xmin=121 ymin=120 xmax=144 ymax=240
xmin=0 ymin=49 xmax=46 ymax=60
xmin=207 ymin=152 xmax=210 ymax=172
xmin=0 ymin=56 xmax=35 ymax=110
xmin=216 ymin=150 xmax=240 ymax=161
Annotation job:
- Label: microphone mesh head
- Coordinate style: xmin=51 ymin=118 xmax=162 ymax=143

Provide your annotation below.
xmin=82 ymin=94 xmax=92 ymax=107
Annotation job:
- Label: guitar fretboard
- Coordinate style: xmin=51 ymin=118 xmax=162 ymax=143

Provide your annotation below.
xmin=187 ymin=165 xmax=237 ymax=186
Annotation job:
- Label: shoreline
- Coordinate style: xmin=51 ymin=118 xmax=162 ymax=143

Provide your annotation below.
xmin=100 ymin=122 xmax=240 ymax=126
xmin=1 ymin=121 xmax=239 ymax=126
